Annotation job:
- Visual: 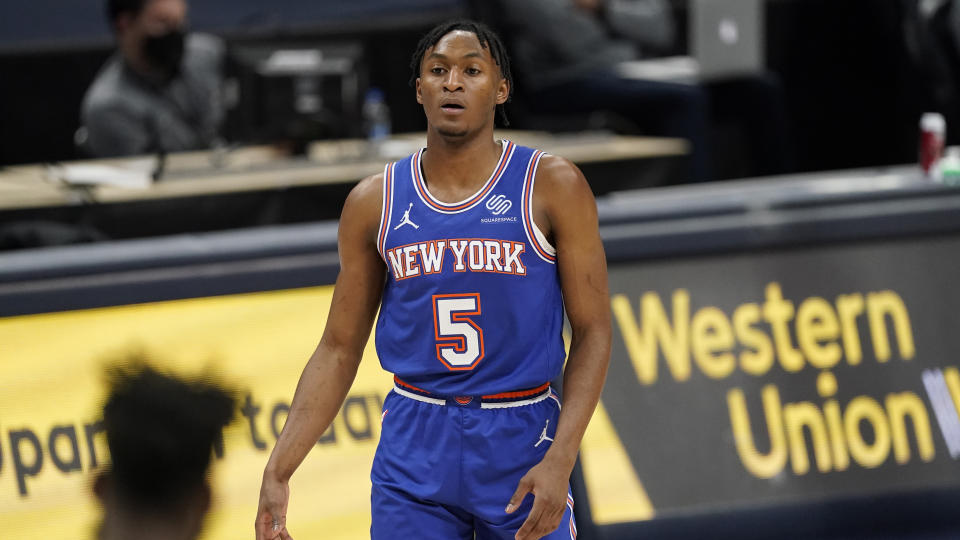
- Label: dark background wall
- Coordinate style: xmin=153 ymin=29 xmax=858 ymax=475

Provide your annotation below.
xmin=763 ymin=0 xmax=928 ymax=173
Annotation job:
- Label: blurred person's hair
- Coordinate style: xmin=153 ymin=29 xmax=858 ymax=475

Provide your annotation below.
xmin=102 ymin=361 xmax=235 ymax=510
xmin=409 ymin=19 xmax=514 ymax=127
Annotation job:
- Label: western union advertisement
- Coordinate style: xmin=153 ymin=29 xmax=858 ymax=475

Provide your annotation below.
xmin=0 ymin=285 xmax=393 ymax=539
xmin=581 ymin=236 xmax=960 ymax=524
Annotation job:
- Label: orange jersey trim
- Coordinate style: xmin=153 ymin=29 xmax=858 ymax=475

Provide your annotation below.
xmin=413 ymin=141 xmax=515 ymax=212
xmin=482 ymin=381 xmax=551 ymax=400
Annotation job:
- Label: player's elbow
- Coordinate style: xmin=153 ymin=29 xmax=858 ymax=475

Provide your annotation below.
xmin=571 ymin=317 xmax=612 ymax=354
xmin=314 ymin=334 xmax=365 ymax=371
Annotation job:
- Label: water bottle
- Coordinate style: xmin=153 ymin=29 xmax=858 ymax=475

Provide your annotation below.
xmin=363 ymin=87 xmax=391 ymax=154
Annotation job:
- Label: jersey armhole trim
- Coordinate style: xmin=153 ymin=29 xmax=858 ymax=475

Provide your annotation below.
xmin=522 ymin=151 xmax=557 ymax=264
xmin=377 ymin=163 xmax=394 ymax=262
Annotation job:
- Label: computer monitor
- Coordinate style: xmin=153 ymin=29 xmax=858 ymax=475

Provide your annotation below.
xmin=223 ymin=41 xmax=366 ymax=152
xmin=691 ymin=0 xmax=763 ymax=80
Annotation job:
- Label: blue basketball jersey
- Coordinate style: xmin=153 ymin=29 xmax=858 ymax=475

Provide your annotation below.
xmin=374 ymin=140 xmax=566 ymax=395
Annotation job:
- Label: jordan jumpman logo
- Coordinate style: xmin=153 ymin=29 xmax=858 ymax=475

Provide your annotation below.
xmin=394 ymin=203 xmax=419 ymax=230
xmin=535 ymin=419 xmax=554 ymax=447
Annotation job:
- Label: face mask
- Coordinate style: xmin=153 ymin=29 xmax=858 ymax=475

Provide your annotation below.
xmin=142 ymin=29 xmax=185 ymax=79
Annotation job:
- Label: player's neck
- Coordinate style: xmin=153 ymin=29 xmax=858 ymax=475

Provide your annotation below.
xmin=98 ymin=510 xmax=201 ymax=540
xmin=97 ymin=490 xmax=205 ymax=540
xmin=421 ymin=127 xmax=502 ymax=194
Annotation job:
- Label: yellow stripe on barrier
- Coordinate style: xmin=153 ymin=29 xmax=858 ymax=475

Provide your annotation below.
xmin=579 ymin=399 xmax=655 ymax=523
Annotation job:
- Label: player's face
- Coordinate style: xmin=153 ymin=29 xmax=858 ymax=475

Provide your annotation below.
xmin=416 ymin=30 xmax=509 ymax=138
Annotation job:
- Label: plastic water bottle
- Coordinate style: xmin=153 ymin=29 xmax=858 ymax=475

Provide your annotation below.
xmin=363 ymin=87 xmax=391 ymax=154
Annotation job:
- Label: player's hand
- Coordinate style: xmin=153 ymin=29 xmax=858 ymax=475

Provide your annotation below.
xmin=505 ymin=455 xmax=570 ymax=540
xmin=256 ymin=471 xmax=293 ymax=540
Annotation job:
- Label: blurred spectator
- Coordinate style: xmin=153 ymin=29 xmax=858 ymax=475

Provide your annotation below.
xmin=93 ymin=362 xmax=235 ymax=540
xmin=495 ymin=0 xmax=792 ymax=181
xmin=905 ymin=0 xmax=960 ymax=140
xmin=80 ymin=0 xmax=225 ymax=157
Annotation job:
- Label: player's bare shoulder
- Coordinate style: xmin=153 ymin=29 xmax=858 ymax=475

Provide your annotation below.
xmin=346 ymin=172 xmax=384 ymax=214
xmin=532 ymin=154 xmax=597 ymax=233
xmin=340 ymin=172 xmax=385 ymax=247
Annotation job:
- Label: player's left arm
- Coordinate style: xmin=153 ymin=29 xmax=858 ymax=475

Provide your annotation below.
xmin=507 ymin=155 xmax=612 ymax=540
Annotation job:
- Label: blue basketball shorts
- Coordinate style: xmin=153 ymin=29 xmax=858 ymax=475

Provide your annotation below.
xmin=370 ymin=378 xmax=577 ymax=539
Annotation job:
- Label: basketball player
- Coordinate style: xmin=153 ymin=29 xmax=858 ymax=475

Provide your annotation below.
xmin=256 ymin=19 xmax=610 ymax=540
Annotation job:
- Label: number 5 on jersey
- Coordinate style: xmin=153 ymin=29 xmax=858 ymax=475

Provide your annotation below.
xmin=433 ymin=293 xmax=485 ymax=370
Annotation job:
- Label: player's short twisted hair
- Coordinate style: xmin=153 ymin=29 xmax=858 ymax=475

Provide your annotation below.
xmin=102 ymin=361 xmax=235 ymax=508
xmin=410 ymin=19 xmax=513 ymax=127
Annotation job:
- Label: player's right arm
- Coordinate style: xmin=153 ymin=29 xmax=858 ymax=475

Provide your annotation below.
xmin=255 ymin=173 xmax=386 ymax=540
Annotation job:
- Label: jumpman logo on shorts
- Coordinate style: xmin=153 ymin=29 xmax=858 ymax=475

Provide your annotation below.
xmin=394 ymin=203 xmax=419 ymax=230
xmin=535 ymin=419 xmax=553 ymax=447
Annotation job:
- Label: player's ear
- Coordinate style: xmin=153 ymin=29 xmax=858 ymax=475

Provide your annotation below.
xmin=416 ymin=78 xmax=423 ymax=104
xmin=496 ymin=78 xmax=509 ymax=105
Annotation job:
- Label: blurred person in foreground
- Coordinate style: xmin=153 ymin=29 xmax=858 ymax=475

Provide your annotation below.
xmin=93 ymin=362 xmax=235 ymax=540
xmin=81 ymin=0 xmax=225 ymax=157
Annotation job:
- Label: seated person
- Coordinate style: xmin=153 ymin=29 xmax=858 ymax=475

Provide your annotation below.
xmin=81 ymin=0 xmax=225 ymax=157
xmin=499 ymin=0 xmax=792 ymax=181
